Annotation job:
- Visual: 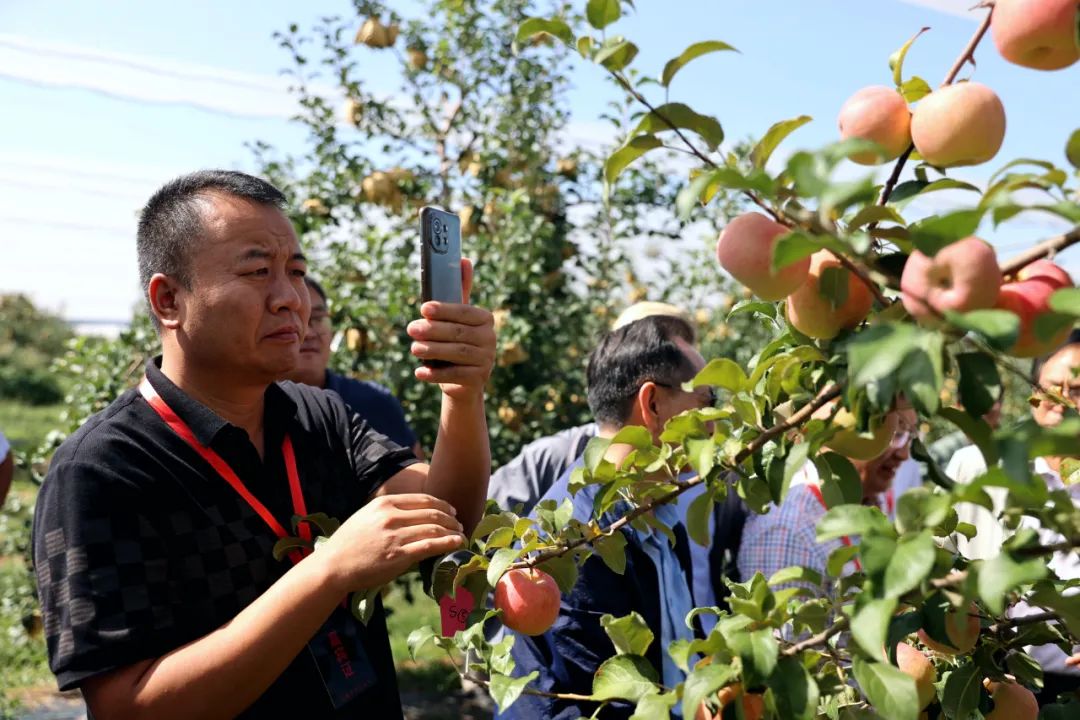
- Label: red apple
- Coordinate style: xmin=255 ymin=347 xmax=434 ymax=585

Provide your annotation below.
xmin=984 ymin=678 xmax=1039 ymax=719
xmin=716 ymin=213 xmax=810 ymax=301
xmin=991 ymin=0 xmax=1080 ymax=71
xmin=786 ymin=250 xmax=873 ymax=339
xmin=1017 ymin=258 xmax=1073 ymax=289
xmin=911 ymin=82 xmax=1006 ymax=167
xmin=901 ymin=237 xmax=1001 ymax=323
xmin=918 ymin=602 xmax=980 ymax=655
xmin=838 ymin=86 xmax=912 ymax=165
xmin=494 ymin=568 xmax=561 ymax=636
xmin=995 ymin=261 xmax=1074 ymax=358
xmin=896 ymin=642 xmax=937 ymax=709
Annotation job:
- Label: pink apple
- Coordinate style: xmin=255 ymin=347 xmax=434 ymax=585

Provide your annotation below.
xmin=911 ymin=83 xmax=1006 ymax=167
xmin=716 ymin=213 xmax=810 ymax=301
xmin=494 ymin=568 xmax=561 ymax=636
xmin=901 ymin=237 xmax=1002 ymax=322
xmin=992 ymin=0 xmax=1080 ymax=71
xmin=838 ymin=86 xmax=912 ymax=165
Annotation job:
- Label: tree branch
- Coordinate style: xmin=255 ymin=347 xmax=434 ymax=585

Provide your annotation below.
xmin=781 ymin=618 xmax=850 ymax=657
xmin=512 ymin=383 xmax=844 ymax=570
xmin=463 ymin=672 xmax=598 ymax=703
xmin=999 ymin=226 xmax=1080 ymax=277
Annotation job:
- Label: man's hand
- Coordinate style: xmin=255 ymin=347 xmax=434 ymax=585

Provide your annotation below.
xmin=1067 ymin=652 xmax=1080 ymax=667
xmin=407 ymin=258 xmax=495 ymax=400
xmin=319 ymin=493 xmax=466 ymax=593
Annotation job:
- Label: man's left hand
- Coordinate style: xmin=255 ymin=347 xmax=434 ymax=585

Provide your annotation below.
xmin=407 ymin=258 xmax=495 ymax=399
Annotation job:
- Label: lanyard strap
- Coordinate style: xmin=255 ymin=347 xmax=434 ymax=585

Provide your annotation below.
xmin=138 ymin=377 xmax=311 ymax=560
xmin=807 ymin=484 xmax=863 ymax=572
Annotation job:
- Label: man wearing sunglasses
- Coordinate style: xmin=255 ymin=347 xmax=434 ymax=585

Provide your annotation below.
xmin=499 ymin=314 xmax=747 ymax=720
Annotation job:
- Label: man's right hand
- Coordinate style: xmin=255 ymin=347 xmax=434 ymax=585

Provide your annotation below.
xmin=319 ymin=492 xmax=466 ymax=592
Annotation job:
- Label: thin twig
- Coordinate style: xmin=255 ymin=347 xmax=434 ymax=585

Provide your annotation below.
xmin=512 ymin=384 xmax=844 ymax=570
xmin=1000 ymin=226 xmax=1080 ymax=277
xmin=782 ymin=618 xmax=849 ymax=657
xmin=829 ymin=250 xmax=890 ymax=306
xmin=988 ymin=611 xmax=1059 ymax=635
xmin=464 ymin=672 xmax=598 ymax=703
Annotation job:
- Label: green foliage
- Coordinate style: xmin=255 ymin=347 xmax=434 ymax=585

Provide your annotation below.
xmin=0 ymin=294 xmax=73 ymax=406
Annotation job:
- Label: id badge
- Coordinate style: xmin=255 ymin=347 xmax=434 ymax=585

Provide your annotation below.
xmin=307 ymin=603 xmax=378 ymax=708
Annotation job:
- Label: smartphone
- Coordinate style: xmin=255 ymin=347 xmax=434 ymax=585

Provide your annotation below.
xmin=420 ymin=206 xmax=463 ymax=368
xmin=420 ymin=206 xmax=463 ymax=304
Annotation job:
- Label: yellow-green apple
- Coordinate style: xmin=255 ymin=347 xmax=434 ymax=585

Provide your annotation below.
xmin=896 ymin=642 xmax=937 ymax=709
xmin=900 ymin=237 xmax=1002 ymax=322
xmin=812 ymin=400 xmax=899 ymax=460
xmin=984 ymin=678 xmax=1039 ymax=719
xmin=786 ymin=250 xmax=873 ymax=339
xmin=918 ymin=602 xmax=980 ymax=654
xmin=991 ymin=0 xmax=1080 ymax=71
xmin=911 ymin=82 xmax=1006 ymax=167
xmin=494 ymin=568 xmax=561 ymax=636
xmin=716 ymin=213 xmax=810 ymax=301
xmin=995 ymin=260 xmax=1075 ymax=357
xmin=838 ymin=86 xmax=912 ymax=164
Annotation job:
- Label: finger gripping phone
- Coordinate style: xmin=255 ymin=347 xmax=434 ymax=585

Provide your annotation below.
xmin=420 ymin=207 xmax=463 ymax=305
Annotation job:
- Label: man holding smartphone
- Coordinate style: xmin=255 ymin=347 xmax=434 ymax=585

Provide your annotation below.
xmin=32 ymin=170 xmax=495 ymax=719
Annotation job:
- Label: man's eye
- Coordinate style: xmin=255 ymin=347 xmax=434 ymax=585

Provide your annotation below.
xmin=245 ymin=268 xmax=269 ymax=276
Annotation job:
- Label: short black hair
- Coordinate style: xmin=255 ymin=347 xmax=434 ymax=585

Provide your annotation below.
xmin=1033 ymin=327 xmax=1080 ymax=381
xmin=136 ymin=170 xmax=287 ymax=300
xmin=586 ymin=314 xmax=697 ymax=427
xmin=304 ymin=276 xmax=329 ymax=306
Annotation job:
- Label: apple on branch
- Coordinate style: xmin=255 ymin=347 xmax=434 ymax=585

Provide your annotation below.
xmin=900 ymin=236 xmax=1002 ymax=323
xmin=995 ymin=259 xmax=1075 ymax=357
xmin=494 ymin=568 xmax=561 ymax=636
xmin=837 ymin=85 xmax=912 ymax=165
xmin=716 ymin=213 xmax=810 ymax=301
xmin=911 ymin=82 xmax=1006 ymax=168
xmin=991 ymin=0 xmax=1080 ymax=71
xmin=786 ymin=250 xmax=873 ymax=339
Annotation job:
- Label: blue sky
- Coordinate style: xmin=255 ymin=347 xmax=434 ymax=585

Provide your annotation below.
xmin=0 ymin=0 xmax=1077 ymax=327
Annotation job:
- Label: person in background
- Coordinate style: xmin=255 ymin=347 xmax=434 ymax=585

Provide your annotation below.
xmin=487 ymin=301 xmax=694 ymax=513
xmin=500 ymin=315 xmax=746 ymax=720
xmin=288 ymin=276 xmax=424 ymax=460
xmin=0 ymin=429 xmax=13 ymax=507
xmin=738 ymin=398 xmax=917 ymax=585
xmin=929 ymin=397 xmax=1002 ymax=474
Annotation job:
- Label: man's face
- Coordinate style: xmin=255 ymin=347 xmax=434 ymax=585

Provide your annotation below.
xmin=651 ymin=338 xmax=713 ymax=429
xmin=174 ymin=193 xmax=310 ymax=384
xmin=293 ymin=285 xmax=333 ymax=385
xmin=1035 ymin=345 xmax=1080 ymax=428
xmin=857 ymin=404 xmax=917 ymax=498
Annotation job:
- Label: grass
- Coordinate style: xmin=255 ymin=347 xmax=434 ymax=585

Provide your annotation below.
xmin=383 ymin=577 xmax=462 ymax=694
xmin=0 ymin=401 xmax=64 ymax=488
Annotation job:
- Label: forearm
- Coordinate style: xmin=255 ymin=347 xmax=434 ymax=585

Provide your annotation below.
xmin=86 ymin=553 xmax=343 ymax=720
xmin=425 ymin=392 xmax=490 ymax=533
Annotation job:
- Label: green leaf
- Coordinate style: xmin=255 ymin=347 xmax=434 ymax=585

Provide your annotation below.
xmin=852 ymin=657 xmax=919 ymax=720
xmin=850 ymin=597 xmax=898 ymax=658
xmin=889 ymin=26 xmax=930 ymax=87
xmin=538 ymin=553 xmax=578 ymax=593
xmin=604 ymin=135 xmax=663 ymax=186
xmin=489 ymin=670 xmax=539 ymax=712
xmin=1049 ymin=287 xmax=1080 ymax=317
xmin=941 ymin=663 xmax=983 ymax=720
xmin=407 ymin=626 xmax=438 ymax=661
xmin=818 ymin=264 xmax=850 ymax=310
xmin=661 ymin=40 xmax=738 ymax=87
xmin=595 ymin=531 xmax=629 ymax=575
xmin=768 ymin=565 xmax=824 ymax=588
xmin=939 ymin=407 xmax=999 ymax=466
xmin=848 ymin=205 xmax=906 ymax=230
xmin=827 ymin=545 xmax=860 ymax=576
xmin=847 ymin=323 xmax=920 ymax=389
xmin=515 ymin=17 xmax=575 ymax=50
xmin=1067 ymin=128 xmax=1080 ymax=169
xmin=978 ymin=552 xmax=1048 ymax=615
xmin=686 ymin=487 xmax=714 ymax=547
xmin=471 ymin=512 xmax=515 ymax=543
xmin=601 ymin=612 xmax=655 ymax=656
xmin=595 ymin=38 xmax=639 ymax=71
xmin=1033 ymin=310 xmax=1073 ymax=342
xmin=750 ymin=114 xmax=812 ymax=169
xmin=1029 ymin=583 xmax=1080 ymax=639
xmin=350 ymin=586 xmax=382 ymax=625
xmin=593 ymin=654 xmax=660 ymax=702
xmin=689 ymin=357 xmax=748 ymax=393
xmin=487 ymin=547 xmax=524 ymax=587
xmin=681 ymin=663 xmax=736 ymax=720
xmin=956 ymin=351 xmax=1001 ymax=417
xmin=610 ymin=425 xmax=654 ymax=450
xmin=272 ymin=536 xmax=312 ymax=562
xmin=769 ymin=657 xmax=819 ymax=720
xmin=899 ymin=75 xmax=931 ymax=103
xmin=730 ymin=628 xmax=779 ymax=686
xmin=675 ymin=171 xmax=715 ymax=221
xmin=944 ymin=309 xmax=1020 ymax=352
xmin=771 ymin=230 xmax=825 ymax=272
xmin=908 ymin=209 xmax=985 ymax=256
xmin=729 ymin=299 xmax=777 ymax=322
xmin=585 ymin=0 xmax=620 ymax=29
xmin=817 ymin=453 xmax=864 ymax=507
xmin=817 ymin=504 xmax=893 ymax=543
xmin=631 ymin=690 xmax=677 ymax=719
xmin=629 ymin=102 xmax=724 ymax=151
xmin=884 ymin=530 xmax=935 ymax=598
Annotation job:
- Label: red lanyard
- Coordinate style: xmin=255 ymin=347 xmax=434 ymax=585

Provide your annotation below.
xmin=807 ymin=484 xmax=863 ymax=572
xmin=139 ymin=378 xmax=311 ymax=563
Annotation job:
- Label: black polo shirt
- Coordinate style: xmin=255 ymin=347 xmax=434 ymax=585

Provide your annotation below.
xmin=32 ymin=358 xmax=418 ymax=718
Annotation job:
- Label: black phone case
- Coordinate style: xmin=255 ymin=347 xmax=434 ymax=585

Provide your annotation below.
xmin=420 ymin=207 xmax=463 ymax=304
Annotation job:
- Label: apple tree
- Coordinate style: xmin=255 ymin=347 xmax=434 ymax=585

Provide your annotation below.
xmin=400 ymin=2 xmax=1080 ymax=719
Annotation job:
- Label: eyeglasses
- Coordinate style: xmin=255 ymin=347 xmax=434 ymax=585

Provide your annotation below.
xmin=1037 ymin=382 xmax=1080 ymax=406
xmin=654 ymin=381 xmax=717 ymax=408
xmin=889 ymin=429 xmax=912 ymax=450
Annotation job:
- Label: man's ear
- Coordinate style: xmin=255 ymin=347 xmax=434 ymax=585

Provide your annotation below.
xmin=147 ymin=273 xmax=185 ymax=330
xmin=636 ymin=381 xmax=664 ymax=435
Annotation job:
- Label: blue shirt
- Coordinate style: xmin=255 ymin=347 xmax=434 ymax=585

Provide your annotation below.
xmin=324 ymin=371 xmax=417 ymax=451
xmin=498 ymin=460 xmax=700 ymax=720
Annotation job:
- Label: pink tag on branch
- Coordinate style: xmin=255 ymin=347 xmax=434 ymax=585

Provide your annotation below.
xmin=439 ymin=586 xmax=476 ymax=637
